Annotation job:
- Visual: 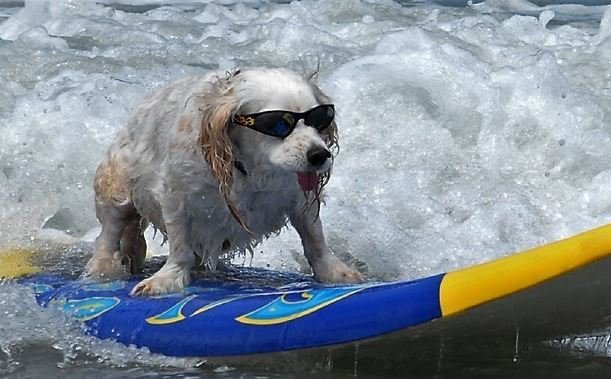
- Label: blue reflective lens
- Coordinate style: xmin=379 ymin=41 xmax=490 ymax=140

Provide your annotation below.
xmin=273 ymin=120 xmax=291 ymax=136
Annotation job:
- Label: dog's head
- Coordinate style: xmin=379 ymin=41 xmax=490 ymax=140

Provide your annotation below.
xmin=198 ymin=68 xmax=338 ymax=230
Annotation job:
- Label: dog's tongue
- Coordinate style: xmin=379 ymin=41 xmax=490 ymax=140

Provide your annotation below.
xmin=298 ymin=172 xmax=319 ymax=191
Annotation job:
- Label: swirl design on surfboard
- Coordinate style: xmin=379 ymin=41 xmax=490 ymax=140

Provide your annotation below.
xmin=142 ymin=287 xmax=364 ymax=326
xmin=235 ymin=287 xmax=364 ymax=325
xmin=63 ymin=297 xmax=121 ymax=321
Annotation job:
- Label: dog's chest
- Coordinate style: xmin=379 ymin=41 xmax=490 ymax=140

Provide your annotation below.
xmin=181 ymin=176 xmax=298 ymax=255
xmin=234 ymin=184 xmax=296 ymax=234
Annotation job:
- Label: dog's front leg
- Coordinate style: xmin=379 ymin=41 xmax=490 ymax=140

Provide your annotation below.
xmin=131 ymin=210 xmax=195 ymax=296
xmin=290 ymin=202 xmax=364 ymax=284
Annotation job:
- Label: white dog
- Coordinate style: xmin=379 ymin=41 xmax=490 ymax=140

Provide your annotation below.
xmin=85 ymin=68 xmax=364 ymax=296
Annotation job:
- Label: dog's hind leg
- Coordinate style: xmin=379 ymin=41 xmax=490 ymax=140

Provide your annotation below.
xmin=120 ymin=218 xmax=148 ymax=274
xmin=85 ymin=155 xmax=135 ymax=279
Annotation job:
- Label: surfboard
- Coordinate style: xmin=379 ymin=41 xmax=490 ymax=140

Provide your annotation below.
xmin=2 ymin=223 xmax=611 ymax=359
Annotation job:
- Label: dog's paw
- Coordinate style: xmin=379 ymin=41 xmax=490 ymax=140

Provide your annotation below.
xmin=85 ymin=251 xmax=128 ymax=280
xmin=336 ymin=267 xmax=365 ymax=283
xmin=321 ymin=266 xmax=365 ymax=284
xmin=313 ymin=257 xmax=365 ymax=284
xmin=130 ymin=267 xmax=191 ymax=296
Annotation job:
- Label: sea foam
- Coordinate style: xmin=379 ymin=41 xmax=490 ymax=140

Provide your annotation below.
xmin=1 ymin=0 xmax=611 ymax=369
xmin=1 ymin=0 xmax=611 ymax=279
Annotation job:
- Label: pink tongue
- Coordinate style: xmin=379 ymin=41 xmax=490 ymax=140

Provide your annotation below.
xmin=298 ymin=172 xmax=319 ymax=191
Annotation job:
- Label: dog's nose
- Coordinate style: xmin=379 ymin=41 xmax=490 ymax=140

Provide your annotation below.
xmin=307 ymin=147 xmax=331 ymax=167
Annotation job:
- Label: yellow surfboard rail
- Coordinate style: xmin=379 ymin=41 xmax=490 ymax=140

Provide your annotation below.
xmin=440 ymin=223 xmax=611 ymax=316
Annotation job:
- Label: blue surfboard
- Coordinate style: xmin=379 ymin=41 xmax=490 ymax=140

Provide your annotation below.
xmin=3 ymin=223 xmax=611 ymax=358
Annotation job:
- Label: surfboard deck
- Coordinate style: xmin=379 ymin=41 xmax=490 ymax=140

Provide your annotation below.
xmin=2 ymin=223 xmax=611 ymax=359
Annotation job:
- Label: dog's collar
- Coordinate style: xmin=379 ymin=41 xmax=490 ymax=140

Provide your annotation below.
xmin=234 ymin=160 xmax=247 ymax=176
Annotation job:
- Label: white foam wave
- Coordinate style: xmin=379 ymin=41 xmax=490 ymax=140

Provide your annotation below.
xmin=2 ymin=0 xmax=611 ymax=365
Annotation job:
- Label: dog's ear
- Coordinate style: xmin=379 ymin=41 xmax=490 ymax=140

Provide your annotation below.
xmin=309 ymin=82 xmax=339 ymax=154
xmin=199 ymin=93 xmax=252 ymax=233
xmin=322 ymin=119 xmax=339 ymax=153
xmin=200 ymin=97 xmax=235 ymax=186
xmin=308 ymin=81 xmax=338 ymax=210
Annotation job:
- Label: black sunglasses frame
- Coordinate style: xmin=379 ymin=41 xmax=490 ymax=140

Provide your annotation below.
xmin=232 ymin=104 xmax=335 ymax=139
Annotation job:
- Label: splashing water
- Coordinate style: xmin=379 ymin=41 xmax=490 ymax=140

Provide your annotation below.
xmin=2 ymin=0 xmax=611 ymax=374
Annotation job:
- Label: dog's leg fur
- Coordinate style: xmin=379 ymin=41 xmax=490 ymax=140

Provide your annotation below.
xmin=86 ymin=157 xmax=135 ymax=279
xmin=120 ymin=219 xmax=148 ymax=274
xmin=290 ymin=199 xmax=364 ymax=283
xmin=130 ymin=201 xmax=195 ymax=296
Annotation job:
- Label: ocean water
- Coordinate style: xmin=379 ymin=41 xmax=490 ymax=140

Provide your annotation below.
xmin=1 ymin=0 xmax=611 ymax=377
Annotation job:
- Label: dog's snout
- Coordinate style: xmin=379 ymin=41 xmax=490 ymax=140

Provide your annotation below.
xmin=307 ymin=147 xmax=331 ymax=167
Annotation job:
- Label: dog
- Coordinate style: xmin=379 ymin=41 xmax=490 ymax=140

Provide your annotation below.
xmin=85 ymin=68 xmax=364 ymax=296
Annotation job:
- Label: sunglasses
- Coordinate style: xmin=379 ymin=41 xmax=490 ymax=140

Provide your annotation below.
xmin=232 ymin=104 xmax=335 ymax=139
